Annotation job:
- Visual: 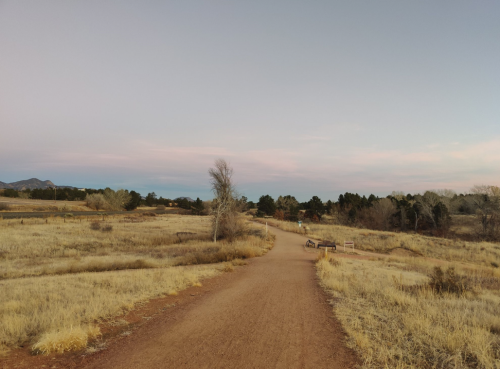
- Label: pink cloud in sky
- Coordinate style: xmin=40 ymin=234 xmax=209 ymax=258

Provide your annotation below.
xmin=4 ymin=136 xmax=498 ymax=195
xmin=449 ymin=139 xmax=500 ymax=162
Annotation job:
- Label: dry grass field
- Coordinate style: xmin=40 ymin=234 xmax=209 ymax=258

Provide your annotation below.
xmin=254 ymin=218 xmax=500 ymax=367
xmin=0 ymin=214 xmax=273 ymax=355
xmin=0 ymin=197 xmax=91 ymax=212
xmin=259 ymin=217 xmax=500 ymax=368
xmin=255 ymin=218 xmax=500 ymax=268
xmin=317 ymin=256 xmax=500 ymax=368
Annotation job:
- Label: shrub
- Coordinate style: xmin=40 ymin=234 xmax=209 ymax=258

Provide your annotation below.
xmin=85 ymin=194 xmax=108 ymax=211
xmin=219 ymin=213 xmax=247 ymax=242
xmin=428 ymin=266 xmax=473 ymax=296
xmin=103 ymin=189 xmax=131 ymax=211
xmin=90 ymin=221 xmax=101 ymax=231
xmin=156 ymin=205 xmax=166 ymax=210
xmin=0 ymin=203 xmax=10 ymax=211
xmin=255 ymin=210 xmax=265 ymax=218
xmin=274 ymin=210 xmax=285 ymax=221
xmin=101 ymin=224 xmax=113 ymax=232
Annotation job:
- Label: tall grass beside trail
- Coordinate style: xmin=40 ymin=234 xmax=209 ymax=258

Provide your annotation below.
xmin=0 ymin=265 xmax=220 ymax=354
xmin=256 ymin=218 xmax=500 ymax=268
xmin=0 ymin=215 xmax=273 ymax=279
xmin=0 ymin=214 xmax=212 ymax=261
xmin=316 ymin=257 xmax=500 ymax=368
xmin=0 ymin=234 xmax=274 ymax=280
xmin=171 ymin=234 xmax=275 ymax=266
xmin=0 ymin=214 xmax=275 ymax=354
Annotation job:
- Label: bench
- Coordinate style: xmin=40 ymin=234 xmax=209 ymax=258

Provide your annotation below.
xmin=317 ymin=240 xmax=336 ymax=250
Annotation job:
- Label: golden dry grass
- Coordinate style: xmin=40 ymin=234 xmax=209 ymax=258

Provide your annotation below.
xmin=0 ymin=197 xmax=90 ymax=212
xmin=0 ymin=264 xmax=220 ymax=351
xmin=0 ymin=214 xmax=273 ymax=280
xmin=260 ymin=217 xmax=500 ymax=367
xmin=32 ymin=326 xmax=101 ymax=355
xmin=316 ymin=257 xmax=500 ymax=368
xmin=0 ymin=214 xmax=274 ymax=354
xmin=0 ymin=214 xmax=211 ymax=279
xmin=256 ymin=218 xmax=500 ymax=268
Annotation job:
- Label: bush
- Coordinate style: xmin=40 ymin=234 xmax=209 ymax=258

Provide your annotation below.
xmin=0 ymin=203 xmax=10 ymax=211
xmin=274 ymin=210 xmax=285 ymax=221
xmin=103 ymin=189 xmax=131 ymax=211
xmin=89 ymin=222 xmax=101 ymax=231
xmin=428 ymin=267 xmax=472 ymax=296
xmin=156 ymin=205 xmax=166 ymax=210
xmin=85 ymin=194 xmax=108 ymax=211
xmin=218 ymin=214 xmax=247 ymax=242
xmin=101 ymin=224 xmax=113 ymax=232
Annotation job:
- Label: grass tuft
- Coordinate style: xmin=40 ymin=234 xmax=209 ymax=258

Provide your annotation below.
xmin=220 ymin=262 xmax=234 ymax=272
xmin=32 ymin=326 xmax=101 ymax=355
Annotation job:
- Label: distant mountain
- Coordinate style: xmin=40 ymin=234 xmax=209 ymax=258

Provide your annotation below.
xmin=0 ymin=178 xmax=76 ymax=190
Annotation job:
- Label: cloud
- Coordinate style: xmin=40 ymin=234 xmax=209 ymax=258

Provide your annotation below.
xmin=1 ymin=136 xmax=499 ymax=198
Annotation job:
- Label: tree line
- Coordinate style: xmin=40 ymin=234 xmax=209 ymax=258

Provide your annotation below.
xmin=0 ymin=187 xmax=206 ymax=214
xmin=254 ymin=186 xmax=500 ymax=241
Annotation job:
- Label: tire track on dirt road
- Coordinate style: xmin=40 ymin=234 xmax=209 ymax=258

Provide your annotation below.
xmin=82 ymin=225 xmax=359 ymax=369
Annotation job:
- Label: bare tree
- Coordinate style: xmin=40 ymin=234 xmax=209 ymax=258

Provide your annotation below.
xmin=103 ymin=189 xmax=131 ymax=211
xmin=371 ymin=198 xmax=396 ymax=231
xmin=209 ymin=159 xmax=237 ymax=243
xmin=468 ymin=185 xmax=500 ymax=239
xmin=415 ymin=191 xmax=441 ymax=229
xmin=85 ymin=193 xmax=108 ymax=211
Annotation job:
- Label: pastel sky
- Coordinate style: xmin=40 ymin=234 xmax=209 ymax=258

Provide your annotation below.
xmin=1 ymin=1 xmax=499 ymax=201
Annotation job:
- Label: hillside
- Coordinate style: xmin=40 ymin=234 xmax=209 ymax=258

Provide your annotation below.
xmin=0 ymin=178 xmax=75 ymax=190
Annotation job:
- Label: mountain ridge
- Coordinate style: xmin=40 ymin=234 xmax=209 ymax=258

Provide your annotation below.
xmin=0 ymin=178 xmax=76 ymax=190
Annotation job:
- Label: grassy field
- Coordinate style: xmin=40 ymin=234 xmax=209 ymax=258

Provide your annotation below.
xmin=316 ymin=256 xmax=500 ymax=368
xmin=254 ymin=218 xmax=500 ymax=367
xmin=255 ymin=218 xmax=500 ymax=268
xmin=0 ymin=197 xmax=91 ymax=212
xmin=0 ymin=213 xmax=273 ymax=354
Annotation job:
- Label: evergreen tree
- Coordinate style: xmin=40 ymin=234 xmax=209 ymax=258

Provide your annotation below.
xmin=257 ymin=195 xmax=276 ymax=216
xmin=125 ymin=191 xmax=142 ymax=211
xmin=192 ymin=197 xmax=205 ymax=215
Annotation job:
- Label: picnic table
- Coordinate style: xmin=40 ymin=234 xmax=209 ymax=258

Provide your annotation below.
xmin=305 ymin=239 xmax=336 ymax=250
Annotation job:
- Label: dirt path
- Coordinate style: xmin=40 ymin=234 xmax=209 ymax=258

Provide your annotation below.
xmin=82 ymin=226 xmax=359 ymax=369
